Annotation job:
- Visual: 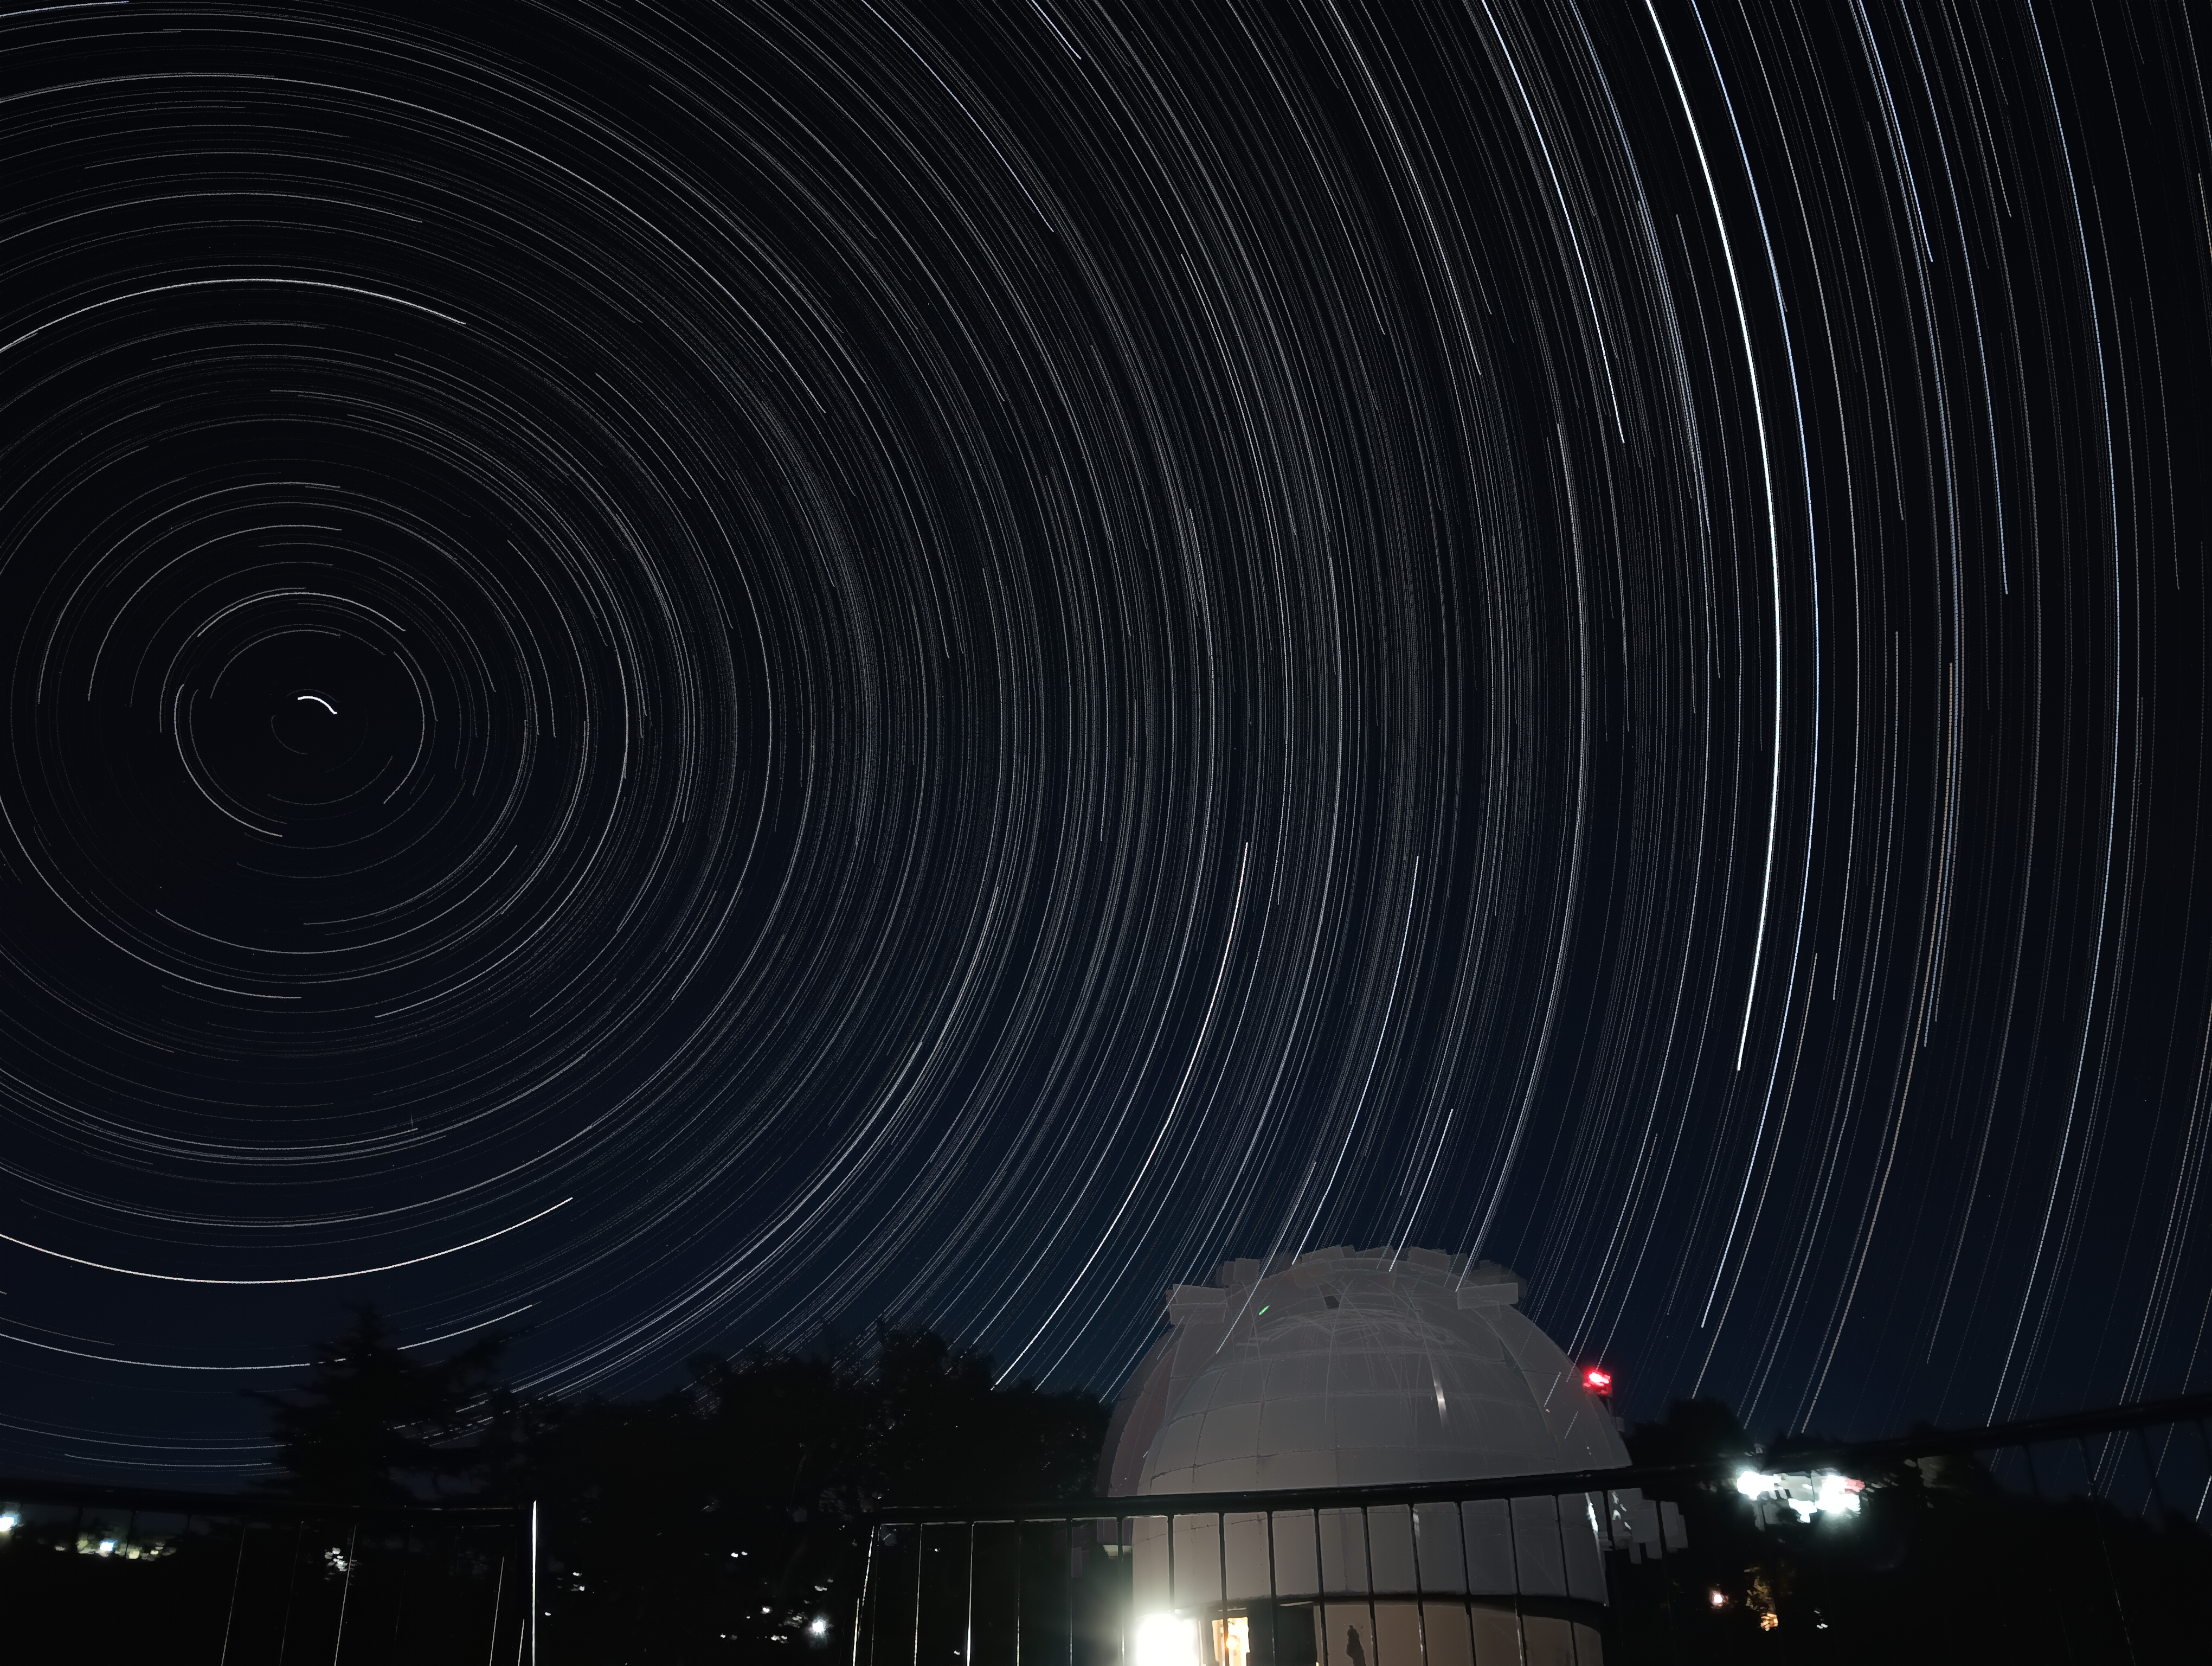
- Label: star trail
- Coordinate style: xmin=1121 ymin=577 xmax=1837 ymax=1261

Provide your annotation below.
xmin=1 ymin=0 xmax=2208 ymax=1481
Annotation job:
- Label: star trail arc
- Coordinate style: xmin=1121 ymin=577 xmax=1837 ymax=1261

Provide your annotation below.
xmin=0 ymin=0 xmax=2207 ymax=1478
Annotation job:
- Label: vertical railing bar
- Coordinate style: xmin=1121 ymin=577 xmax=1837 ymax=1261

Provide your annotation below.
xmin=1063 ymin=1518 xmax=1076 ymax=1666
xmin=1265 ymin=1509 xmax=1279 ymax=1666
xmin=2194 ymin=1421 xmax=2212 ymax=1520
xmin=331 ymin=1519 xmax=360 ymax=1665
xmin=1410 ymin=1500 xmax=1426 ymax=1666
xmin=484 ymin=1555 xmax=508 ymax=1666
xmin=1503 ymin=1495 xmax=1523 ymax=1666
xmin=1217 ymin=1509 xmax=1230 ymax=1664
xmin=1315 ymin=1508 xmax=1329 ymax=1666
xmin=275 ymin=1516 xmax=306 ymax=1666
xmin=1118 ymin=1516 xmax=1129 ymax=1666
xmin=1548 ymin=1492 xmax=1573 ymax=1661
xmin=1168 ymin=1508 xmax=1187 ymax=1661
xmin=912 ymin=1522 xmax=927 ymax=1666
xmin=854 ymin=1525 xmax=879 ymax=1666
xmin=218 ymin=1518 xmax=250 ymax=1666
xmin=1452 ymin=1501 xmax=1476 ymax=1666
xmin=515 ymin=1537 xmax=531 ymax=1666
xmin=964 ymin=1520 xmax=978 ymax=1666
xmin=2130 ymin=1422 xmax=2170 ymax=1520
xmin=529 ymin=1502 xmax=541 ymax=1666
xmin=1013 ymin=1518 xmax=1023 ymax=1666
xmin=2079 ymin=1433 xmax=2137 ymax=1661
xmin=1359 ymin=1505 xmax=1378 ymax=1666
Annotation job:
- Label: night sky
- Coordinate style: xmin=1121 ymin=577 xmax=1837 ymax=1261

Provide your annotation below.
xmin=3 ymin=0 xmax=2209 ymax=1486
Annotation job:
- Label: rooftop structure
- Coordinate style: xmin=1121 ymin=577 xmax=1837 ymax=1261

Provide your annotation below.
xmin=1101 ymin=1244 xmax=1627 ymax=1497
xmin=1100 ymin=1245 xmax=1641 ymax=1666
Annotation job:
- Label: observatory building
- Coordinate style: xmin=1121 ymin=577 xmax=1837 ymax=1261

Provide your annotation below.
xmin=1098 ymin=1245 xmax=1675 ymax=1665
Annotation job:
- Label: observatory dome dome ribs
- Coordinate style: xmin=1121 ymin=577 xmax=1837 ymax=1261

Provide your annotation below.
xmin=1101 ymin=1245 xmax=1628 ymax=1496
xmin=1098 ymin=1246 xmax=1638 ymax=1666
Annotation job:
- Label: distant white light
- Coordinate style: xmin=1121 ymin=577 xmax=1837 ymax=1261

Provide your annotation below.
xmin=1135 ymin=1613 xmax=1199 ymax=1666
xmin=98 ymin=1539 xmax=117 ymax=1555
xmin=1735 ymin=1469 xmax=1863 ymax=1520
xmin=0 ymin=1512 xmax=17 ymax=1532
xmin=1816 ymin=1473 xmax=1864 ymax=1515
xmin=808 ymin=1617 xmax=828 ymax=1637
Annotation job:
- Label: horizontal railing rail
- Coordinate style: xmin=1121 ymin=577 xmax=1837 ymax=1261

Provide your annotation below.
xmin=7 ymin=1388 xmax=2208 ymax=1663
xmin=0 ymin=1478 xmax=538 ymax=1665
xmin=0 ymin=1474 xmax=527 ymax=1521
xmin=862 ymin=1386 xmax=2212 ymax=1523
xmin=845 ymin=1392 xmax=2212 ymax=1665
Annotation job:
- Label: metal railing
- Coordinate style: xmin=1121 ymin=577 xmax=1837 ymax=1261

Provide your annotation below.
xmin=851 ymin=1389 xmax=2212 ymax=1665
xmin=0 ymin=1476 xmax=536 ymax=1665
xmin=5 ymin=1390 xmax=2209 ymax=1662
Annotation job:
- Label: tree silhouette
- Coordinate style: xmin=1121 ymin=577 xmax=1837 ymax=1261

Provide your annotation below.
xmin=252 ymin=1305 xmax=513 ymax=1501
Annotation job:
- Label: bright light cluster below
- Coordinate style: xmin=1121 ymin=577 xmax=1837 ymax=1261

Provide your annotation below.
xmin=1734 ymin=1469 xmax=1865 ymax=1521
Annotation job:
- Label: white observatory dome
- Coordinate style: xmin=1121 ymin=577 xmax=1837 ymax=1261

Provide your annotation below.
xmin=1101 ymin=1244 xmax=1628 ymax=1496
xmin=1098 ymin=1246 xmax=1639 ymax=1666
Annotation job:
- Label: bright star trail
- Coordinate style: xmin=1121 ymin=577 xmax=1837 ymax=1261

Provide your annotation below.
xmin=1 ymin=0 xmax=2207 ymax=1480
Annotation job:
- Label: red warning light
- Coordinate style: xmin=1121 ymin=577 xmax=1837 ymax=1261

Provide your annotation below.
xmin=1583 ymin=1366 xmax=1613 ymax=1394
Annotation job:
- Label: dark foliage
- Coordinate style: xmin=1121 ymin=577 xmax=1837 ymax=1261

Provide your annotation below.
xmin=222 ymin=1310 xmax=1106 ymax=1661
xmin=23 ymin=1343 xmax=2205 ymax=1664
xmin=252 ymin=1305 xmax=517 ymax=1502
xmin=511 ymin=1323 xmax=1107 ymax=1662
xmin=1612 ymin=1399 xmax=2212 ymax=1662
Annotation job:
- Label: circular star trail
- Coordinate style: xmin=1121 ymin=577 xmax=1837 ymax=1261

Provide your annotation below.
xmin=2 ymin=0 xmax=2209 ymax=1478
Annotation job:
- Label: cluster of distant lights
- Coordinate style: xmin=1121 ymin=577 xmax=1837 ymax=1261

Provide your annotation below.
xmin=0 ymin=1510 xmax=172 ymax=1560
xmin=1734 ymin=1468 xmax=1865 ymax=1521
xmin=7 ymin=1357 xmax=1852 ymax=1633
xmin=976 ymin=1366 xmax=1853 ymax=1657
xmin=1572 ymin=1366 xmax=1867 ymax=1528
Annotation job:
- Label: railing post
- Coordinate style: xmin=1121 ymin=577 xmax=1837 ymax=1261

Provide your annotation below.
xmin=1167 ymin=1508 xmax=1176 ymax=1617
xmin=1409 ymin=1500 xmax=1425 ymax=1666
xmin=1314 ymin=1509 xmax=1328 ymax=1666
xmin=2131 ymin=1424 xmax=2171 ymax=1520
xmin=331 ymin=1519 xmax=359 ymax=1665
xmin=1265 ymin=1509 xmax=1279 ymax=1666
xmin=855 ymin=1524 xmax=878 ymax=1666
xmin=913 ymin=1523 xmax=927 ymax=1666
xmin=1218 ymin=1511 xmax=1229 ymax=1665
xmin=219 ymin=1518 xmax=250 ymax=1666
xmin=275 ymin=1516 xmax=305 ymax=1666
xmin=2196 ymin=1421 xmax=2212 ymax=1520
xmin=486 ymin=1554 xmax=509 ymax=1666
xmin=1359 ymin=1505 xmax=1378 ymax=1666
xmin=2079 ymin=1435 xmax=2137 ymax=1660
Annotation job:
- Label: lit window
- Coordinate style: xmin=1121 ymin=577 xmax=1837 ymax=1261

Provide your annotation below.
xmin=1211 ymin=1616 xmax=1251 ymax=1666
